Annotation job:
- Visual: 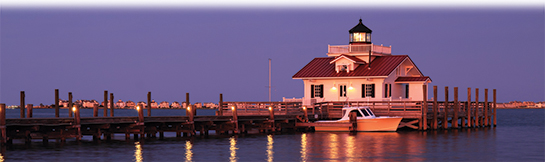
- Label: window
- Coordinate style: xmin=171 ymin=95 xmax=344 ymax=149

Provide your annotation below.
xmin=311 ymin=84 xmax=323 ymax=98
xmin=362 ymin=84 xmax=375 ymax=98
xmin=360 ymin=109 xmax=370 ymax=116
xmin=384 ymin=84 xmax=389 ymax=98
xmin=350 ymin=110 xmax=363 ymax=117
xmin=339 ymin=85 xmax=347 ymax=97
xmin=405 ymin=84 xmax=409 ymax=98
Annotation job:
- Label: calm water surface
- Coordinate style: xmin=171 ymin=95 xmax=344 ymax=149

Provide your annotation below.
xmin=0 ymin=109 xmax=543 ymax=161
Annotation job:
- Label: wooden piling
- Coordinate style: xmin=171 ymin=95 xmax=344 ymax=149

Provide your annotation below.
xmin=55 ymin=89 xmax=59 ymax=117
xmin=20 ymin=91 xmax=25 ymax=118
xmin=467 ymin=88 xmax=472 ymax=128
xmin=104 ymin=90 xmax=108 ymax=117
xmin=493 ymin=89 xmax=496 ymax=127
xmin=69 ymin=92 xmax=73 ymax=117
xmin=138 ymin=104 xmax=144 ymax=123
xmin=232 ymin=105 xmax=239 ymax=134
xmin=188 ymin=105 xmax=194 ymax=122
xmin=433 ymin=86 xmax=438 ymax=130
xmin=421 ymin=84 xmax=428 ymax=131
xmin=303 ymin=106 xmax=308 ymax=122
xmin=443 ymin=86 xmax=448 ymax=129
xmin=74 ymin=104 xmax=81 ymax=142
xmin=148 ymin=92 xmax=152 ymax=117
xmin=186 ymin=93 xmax=195 ymax=116
xmin=110 ymin=93 xmax=114 ymax=117
xmin=219 ymin=94 xmax=223 ymax=116
xmin=269 ymin=105 xmax=275 ymax=132
xmin=349 ymin=111 xmax=357 ymax=132
xmin=1 ymin=104 xmax=6 ymax=145
xmin=484 ymin=89 xmax=489 ymax=126
xmin=453 ymin=87 xmax=458 ymax=129
xmin=26 ymin=104 xmax=33 ymax=118
xmin=93 ymin=104 xmax=98 ymax=117
xmin=475 ymin=88 xmax=479 ymax=127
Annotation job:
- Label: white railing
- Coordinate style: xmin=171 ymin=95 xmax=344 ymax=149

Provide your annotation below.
xmin=328 ymin=44 xmax=391 ymax=55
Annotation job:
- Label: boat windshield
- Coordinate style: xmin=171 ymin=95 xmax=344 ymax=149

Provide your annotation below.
xmin=350 ymin=110 xmax=363 ymax=117
xmin=360 ymin=109 xmax=370 ymax=116
xmin=365 ymin=108 xmax=374 ymax=116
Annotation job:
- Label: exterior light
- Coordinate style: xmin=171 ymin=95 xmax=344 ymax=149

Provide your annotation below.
xmin=188 ymin=106 xmax=191 ymax=111
xmin=268 ymin=106 xmax=272 ymax=111
xmin=231 ymin=106 xmax=235 ymax=110
xmin=332 ymin=87 xmax=337 ymax=90
xmin=136 ymin=106 xmax=140 ymax=110
xmin=303 ymin=106 xmax=306 ymax=110
xmin=72 ymin=106 xmax=77 ymax=112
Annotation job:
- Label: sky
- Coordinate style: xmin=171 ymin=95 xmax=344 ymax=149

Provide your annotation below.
xmin=0 ymin=4 xmax=544 ymax=105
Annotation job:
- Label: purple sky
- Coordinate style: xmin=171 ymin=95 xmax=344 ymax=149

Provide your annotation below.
xmin=1 ymin=7 xmax=543 ymax=105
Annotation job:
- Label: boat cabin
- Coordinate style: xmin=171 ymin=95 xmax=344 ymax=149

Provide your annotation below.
xmin=340 ymin=107 xmax=375 ymax=120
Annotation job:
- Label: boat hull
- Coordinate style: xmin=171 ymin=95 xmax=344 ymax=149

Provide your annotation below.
xmin=314 ymin=117 xmax=402 ymax=132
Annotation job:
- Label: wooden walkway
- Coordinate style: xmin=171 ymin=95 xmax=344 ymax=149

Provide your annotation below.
xmin=1 ymin=86 xmax=497 ymax=146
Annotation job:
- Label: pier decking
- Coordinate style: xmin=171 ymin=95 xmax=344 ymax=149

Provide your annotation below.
xmin=0 ymin=86 xmax=497 ymax=146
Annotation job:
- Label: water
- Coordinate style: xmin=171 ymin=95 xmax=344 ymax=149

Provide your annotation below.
xmin=0 ymin=109 xmax=543 ymax=161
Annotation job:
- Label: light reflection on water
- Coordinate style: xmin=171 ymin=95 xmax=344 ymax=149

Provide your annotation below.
xmin=185 ymin=141 xmax=193 ymax=162
xmin=229 ymin=137 xmax=238 ymax=162
xmin=300 ymin=133 xmax=308 ymax=162
xmin=266 ymin=135 xmax=273 ymax=162
xmin=134 ymin=142 xmax=143 ymax=162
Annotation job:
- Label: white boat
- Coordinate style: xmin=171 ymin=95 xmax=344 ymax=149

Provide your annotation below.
xmin=314 ymin=106 xmax=402 ymax=132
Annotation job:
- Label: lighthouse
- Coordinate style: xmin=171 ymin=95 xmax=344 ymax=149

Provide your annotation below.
xmin=292 ymin=19 xmax=431 ymax=106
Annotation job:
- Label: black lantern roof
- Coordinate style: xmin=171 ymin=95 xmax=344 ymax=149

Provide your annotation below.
xmin=349 ymin=19 xmax=372 ymax=33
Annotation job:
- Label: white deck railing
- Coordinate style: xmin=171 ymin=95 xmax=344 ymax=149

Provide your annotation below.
xmin=328 ymin=44 xmax=391 ymax=55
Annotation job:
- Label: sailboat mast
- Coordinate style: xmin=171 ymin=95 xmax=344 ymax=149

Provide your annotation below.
xmin=269 ymin=58 xmax=271 ymax=102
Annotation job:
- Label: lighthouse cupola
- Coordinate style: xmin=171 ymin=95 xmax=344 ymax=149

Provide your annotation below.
xmin=349 ymin=19 xmax=372 ymax=44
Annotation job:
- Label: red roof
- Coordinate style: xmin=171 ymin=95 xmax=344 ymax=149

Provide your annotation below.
xmin=293 ymin=55 xmax=409 ymax=78
xmin=395 ymin=76 xmax=431 ymax=82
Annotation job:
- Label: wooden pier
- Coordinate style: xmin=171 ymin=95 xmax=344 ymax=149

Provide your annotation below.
xmin=1 ymin=86 xmax=497 ymax=146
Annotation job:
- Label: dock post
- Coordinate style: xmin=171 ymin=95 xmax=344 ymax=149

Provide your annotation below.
xmin=20 ymin=91 xmax=25 ymax=118
xmin=104 ymin=90 xmax=108 ymax=117
xmin=218 ymin=94 xmax=223 ymax=116
xmin=148 ymin=92 xmax=152 ymax=116
xmin=303 ymin=106 xmax=308 ymax=122
xmin=484 ymin=89 xmax=489 ymax=127
xmin=55 ymin=89 xmax=60 ymax=117
xmin=232 ymin=105 xmax=239 ymax=134
xmin=74 ymin=104 xmax=81 ymax=142
xmin=110 ymin=93 xmax=115 ymax=117
xmin=26 ymin=104 xmax=33 ymax=118
xmin=467 ymin=88 xmax=472 ymax=128
xmin=443 ymin=86 xmax=449 ymax=129
xmin=493 ymin=89 xmax=497 ymax=127
xmin=475 ymin=88 xmax=480 ymax=127
xmin=453 ymin=87 xmax=459 ymax=129
xmin=349 ymin=111 xmax=357 ymax=132
xmin=188 ymin=105 xmax=194 ymax=122
xmin=137 ymin=104 xmax=145 ymax=140
xmin=93 ymin=104 xmax=98 ymax=117
xmin=69 ymin=92 xmax=73 ymax=117
xmin=67 ymin=92 xmax=73 ymax=117
xmin=1 ymin=104 xmax=6 ymax=145
xmin=433 ymin=86 xmax=438 ymax=130
xmin=269 ymin=105 xmax=275 ymax=132
xmin=421 ymin=84 xmax=428 ymax=131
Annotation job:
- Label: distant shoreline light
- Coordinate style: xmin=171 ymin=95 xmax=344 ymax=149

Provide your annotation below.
xmin=2 ymin=0 xmax=543 ymax=8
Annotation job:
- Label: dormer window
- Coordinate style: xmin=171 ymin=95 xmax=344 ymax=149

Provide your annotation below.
xmin=341 ymin=65 xmax=348 ymax=71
